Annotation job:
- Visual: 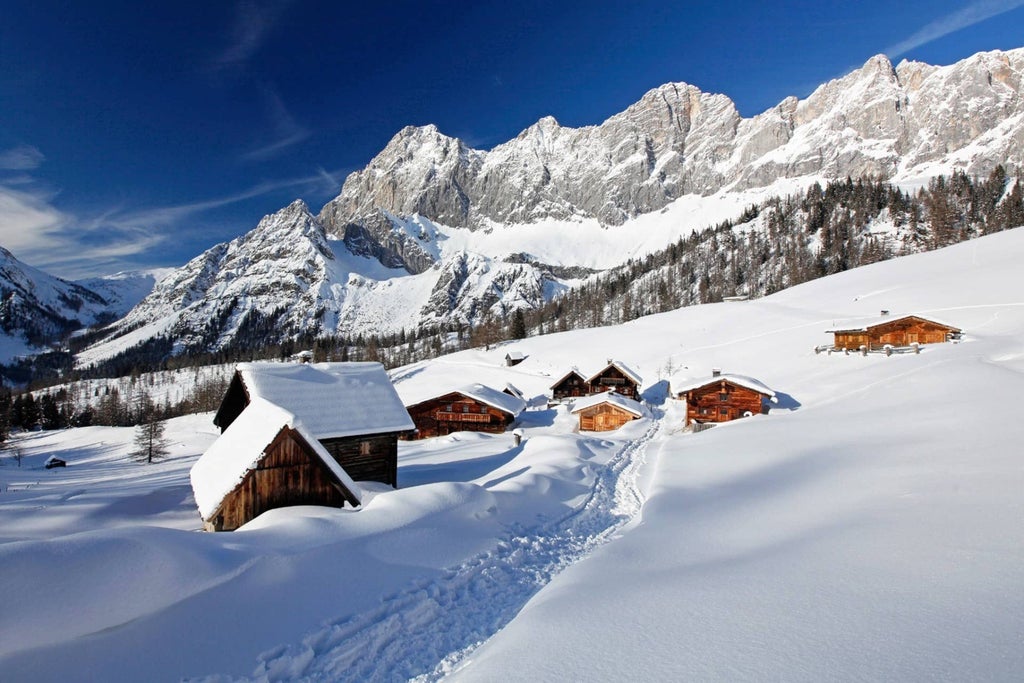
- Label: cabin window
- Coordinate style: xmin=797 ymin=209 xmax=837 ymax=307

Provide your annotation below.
xmin=463 ymin=404 xmax=471 ymax=413
xmin=360 ymin=441 xmax=371 ymax=456
xmin=444 ymin=404 xmax=452 ymax=412
xmin=719 ymin=407 xmax=729 ymax=417
xmin=480 ymin=404 xmax=488 ymax=414
xmin=719 ymin=392 xmax=729 ymax=401
xmin=700 ymin=407 xmax=712 ymax=415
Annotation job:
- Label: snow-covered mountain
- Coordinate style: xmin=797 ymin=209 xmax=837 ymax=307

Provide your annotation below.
xmin=0 ymin=246 xmax=116 ymax=361
xmin=81 ymin=48 xmax=1024 ymax=364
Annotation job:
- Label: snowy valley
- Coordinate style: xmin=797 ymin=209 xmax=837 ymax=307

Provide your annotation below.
xmin=1 ymin=228 xmax=1022 ymax=680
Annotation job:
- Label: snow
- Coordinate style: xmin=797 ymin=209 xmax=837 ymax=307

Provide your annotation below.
xmin=1 ymin=227 xmax=1024 ymax=680
xmin=669 ymin=372 xmax=776 ymax=398
xmin=190 ymin=397 xmax=362 ymax=521
xmin=420 ymin=383 xmax=527 ymax=417
xmin=825 ymin=312 xmax=962 ymax=333
xmin=569 ymin=390 xmax=648 ymax=417
xmin=236 ymin=361 xmax=415 ymax=439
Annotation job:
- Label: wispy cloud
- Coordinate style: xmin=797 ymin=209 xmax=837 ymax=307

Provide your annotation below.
xmin=884 ymin=0 xmax=1024 ymax=58
xmin=212 ymin=0 xmax=291 ymax=71
xmin=0 ymin=145 xmax=45 ymax=171
xmin=0 ymin=163 xmax=345 ymax=279
xmin=241 ymin=85 xmax=310 ymax=161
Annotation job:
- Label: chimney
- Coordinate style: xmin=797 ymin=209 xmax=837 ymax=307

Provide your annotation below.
xmin=606 ymin=358 xmax=613 ymax=365
xmin=712 ymin=368 xmax=721 ymax=377
xmin=880 ymin=310 xmax=889 ymax=316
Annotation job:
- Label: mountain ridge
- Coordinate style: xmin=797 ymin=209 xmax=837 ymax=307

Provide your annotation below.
xmin=58 ymin=47 xmax=1024 ymax=367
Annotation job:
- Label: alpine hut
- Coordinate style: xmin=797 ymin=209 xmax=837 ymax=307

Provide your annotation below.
xmin=505 ymin=351 xmax=526 ymax=367
xmin=191 ymin=398 xmax=362 ymax=532
xmin=672 ymin=370 xmax=776 ymax=427
xmin=405 ymin=383 xmax=527 ymax=439
xmin=586 ymin=360 xmax=642 ymax=400
xmin=571 ymin=390 xmax=647 ymax=432
xmin=550 ymin=368 xmax=589 ymax=401
xmin=211 ymin=362 xmax=414 ymax=488
xmin=827 ymin=313 xmax=961 ymax=350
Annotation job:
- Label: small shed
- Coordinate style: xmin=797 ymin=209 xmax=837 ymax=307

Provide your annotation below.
xmin=191 ymin=398 xmax=362 ymax=532
xmin=212 ymin=362 xmax=414 ymax=487
xmin=44 ymin=456 xmax=67 ymax=469
xmin=550 ymin=368 xmax=589 ymax=401
xmin=571 ymin=391 xmax=646 ymax=432
xmin=505 ymin=351 xmax=526 ymax=367
xmin=405 ymin=384 xmax=527 ymax=439
xmin=503 ymin=382 xmax=525 ymax=401
xmin=827 ymin=314 xmax=961 ymax=350
xmin=586 ymin=360 xmax=642 ymax=400
xmin=672 ymin=370 xmax=776 ymax=427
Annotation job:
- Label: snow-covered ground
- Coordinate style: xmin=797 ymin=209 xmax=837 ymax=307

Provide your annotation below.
xmin=2 ymin=228 xmax=1023 ymax=681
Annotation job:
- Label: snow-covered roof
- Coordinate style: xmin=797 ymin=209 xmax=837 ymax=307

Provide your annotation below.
xmin=670 ymin=373 xmax=776 ymax=398
xmin=236 ymin=361 xmax=414 ymax=440
xmin=586 ymin=360 xmax=643 ymax=387
xmin=505 ymin=351 xmax=525 ymax=361
xmin=549 ymin=367 xmax=587 ymax=389
xmin=503 ymin=382 xmax=525 ymax=400
xmin=570 ymin=390 xmax=647 ymax=418
xmin=826 ymin=313 xmax=961 ymax=333
xmin=455 ymin=383 xmax=527 ymax=417
xmin=190 ymin=397 xmax=362 ymax=521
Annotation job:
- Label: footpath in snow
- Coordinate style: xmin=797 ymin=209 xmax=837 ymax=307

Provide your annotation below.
xmin=238 ymin=414 xmax=665 ymax=682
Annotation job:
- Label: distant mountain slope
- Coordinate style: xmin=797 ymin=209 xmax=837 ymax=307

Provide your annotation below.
xmin=80 ymin=48 xmax=1024 ymax=366
xmin=0 ymin=246 xmax=117 ymax=361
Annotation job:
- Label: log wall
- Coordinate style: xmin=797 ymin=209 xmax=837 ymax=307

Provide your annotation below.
xmin=588 ymin=367 xmax=639 ymax=399
xmin=577 ymin=404 xmax=636 ymax=432
xmin=685 ymin=381 xmax=767 ymax=426
xmin=320 ymin=433 xmax=399 ymax=488
xmin=207 ymin=428 xmax=354 ymax=532
xmin=406 ymin=393 xmax=514 ymax=439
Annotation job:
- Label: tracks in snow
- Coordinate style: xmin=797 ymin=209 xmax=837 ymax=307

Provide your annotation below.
xmin=245 ymin=417 xmax=664 ymax=683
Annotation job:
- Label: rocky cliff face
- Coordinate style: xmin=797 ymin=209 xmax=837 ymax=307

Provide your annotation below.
xmin=81 ymin=48 xmax=1024 ymax=363
xmin=321 ymin=49 xmax=1024 ymax=250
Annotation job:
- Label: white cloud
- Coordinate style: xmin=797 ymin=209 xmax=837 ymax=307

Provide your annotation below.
xmin=241 ymin=85 xmax=310 ymax=161
xmin=212 ymin=0 xmax=290 ymax=70
xmin=0 ymin=168 xmax=345 ymax=279
xmin=0 ymin=145 xmax=45 ymax=171
xmin=884 ymin=0 xmax=1024 ymax=58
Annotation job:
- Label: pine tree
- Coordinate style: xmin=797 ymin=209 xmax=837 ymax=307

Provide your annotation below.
xmin=510 ymin=309 xmax=527 ymax=340
xmin=131 ymin=394 xmax=169 ymax=464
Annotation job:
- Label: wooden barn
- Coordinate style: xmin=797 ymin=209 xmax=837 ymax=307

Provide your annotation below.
xmin=191 ymin=398 xmax=362 ymax=532
xmin=550 ymin=368 xmax=589 ymax=401
xmin=571 ymin=391 xmax=646 ymax=432
xmin=672 ymin=370 xmax=776 ymax=427
xmin=827 ymin=314 xmax=961 ymax=350
xmin=586 ymin=360 xmax=643 ymax=400
xmin=211 ymin=362 xmax=414 ymax=488
xmin=505 ymin=351 xmax=526 ymax=366
xmin=405 ymin=384 xmax=527 ymax=439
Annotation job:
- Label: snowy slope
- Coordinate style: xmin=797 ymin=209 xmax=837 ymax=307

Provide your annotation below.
xmin=0 ymin=246 xmax=118 ymax=363
xmin=1 ymin=228 xmax=1023 ymax=681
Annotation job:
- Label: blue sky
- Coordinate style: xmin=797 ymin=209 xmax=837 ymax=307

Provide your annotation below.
xmin=1 ymin=0 xmax=1022 ymax=279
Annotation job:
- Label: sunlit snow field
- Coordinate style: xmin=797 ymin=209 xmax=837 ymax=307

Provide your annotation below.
xmin=2 ymin=229 xmax=1023 ymax=681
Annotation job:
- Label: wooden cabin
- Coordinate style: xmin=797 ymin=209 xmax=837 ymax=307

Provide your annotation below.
xmin=550 ymin=368 xmax=589 ymax=401
xmin=505 ymin=351 xmax=526 ymax=367
xmin=191 ymin=398 xmax=361 ymax=532
xmin=571 ymin=391 xmax=646 ymax=432
xmin=586 ymin=360 xmax=642 ymax=400
xmin=672 ymin=371 xmax=776 ymax=427
xmin=405 ymin=384 xmax=526 ymax=439
xmin=212 ymin=362 xmax=414 ymax=488
xmin=827 ymin=314 xmax=961 ymax=350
